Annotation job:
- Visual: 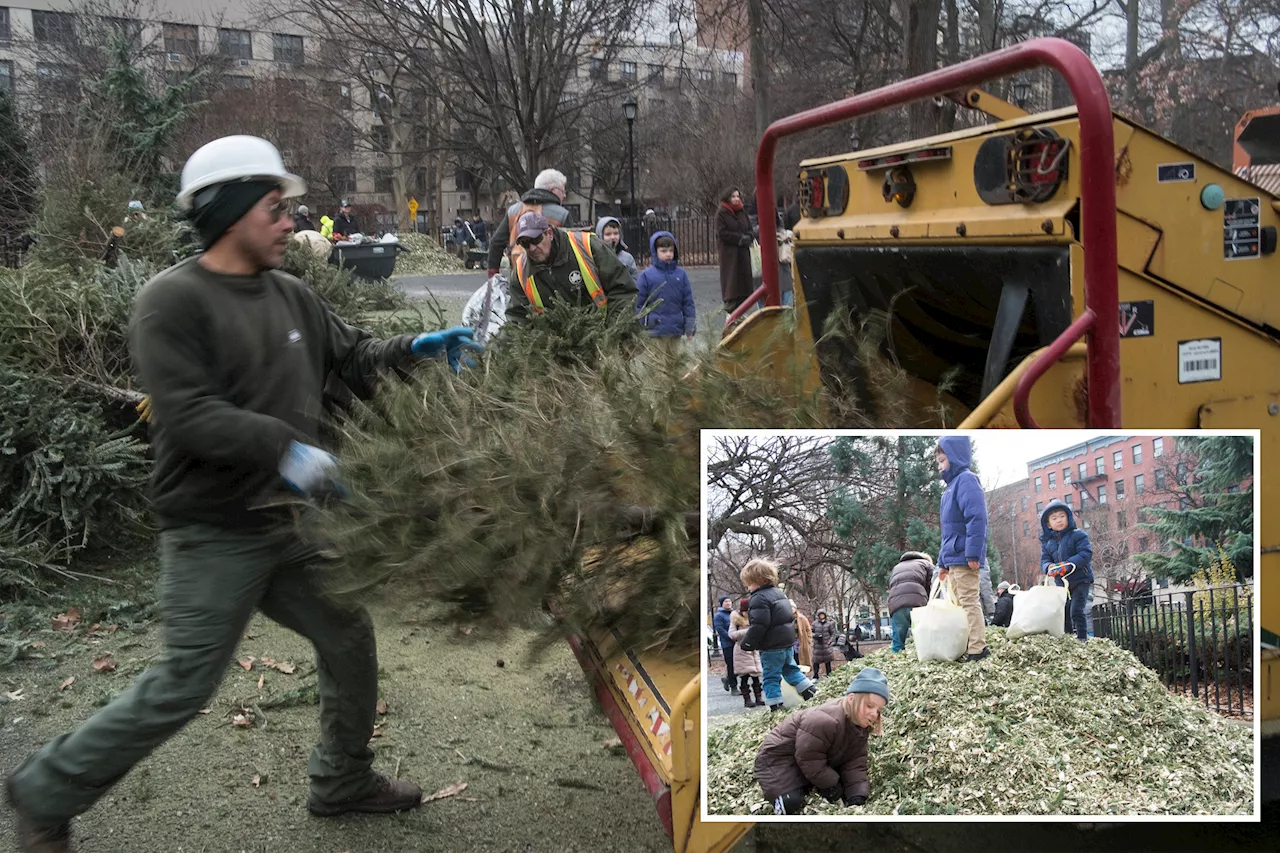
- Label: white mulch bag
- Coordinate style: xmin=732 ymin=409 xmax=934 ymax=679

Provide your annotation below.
xmin=1006 ymin=578 xmax=1069 ymax=640
xmin=912 ymin=579 xmax=969 ymax=662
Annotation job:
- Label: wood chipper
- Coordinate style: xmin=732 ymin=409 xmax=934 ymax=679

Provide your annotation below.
xmin=716 ymin=36 xmax=1277 ymax=806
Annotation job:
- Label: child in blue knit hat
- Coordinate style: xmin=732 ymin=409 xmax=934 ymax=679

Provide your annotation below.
xmin=752 ymin=667 xmax=889 ymax=814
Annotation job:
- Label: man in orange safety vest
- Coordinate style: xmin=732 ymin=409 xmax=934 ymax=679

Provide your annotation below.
xmin=506 ymin=211 xmax=637 ymax=324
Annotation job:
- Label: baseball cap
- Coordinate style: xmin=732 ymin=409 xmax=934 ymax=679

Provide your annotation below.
xmin=516 ymin=211 xmax=550 ymax=240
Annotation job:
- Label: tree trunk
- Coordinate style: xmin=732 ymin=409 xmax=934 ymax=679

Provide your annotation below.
xmin=1124 ymin=0 xmax=1140 ymax=108
xmin=898 ymin=0 xmax=943 ymax=138
xmin=746 ymin=0 xmax=770 ymax=137
xmin=976 ymin=0 xmax=998 ymax=53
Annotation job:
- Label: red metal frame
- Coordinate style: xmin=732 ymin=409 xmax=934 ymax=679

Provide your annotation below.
xmin=564 ymin=633 xmax=674 ymax=839
xmin=749 ymin=37 xmax=1120 ymax=428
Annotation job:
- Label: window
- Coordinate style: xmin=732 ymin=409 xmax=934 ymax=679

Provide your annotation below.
xmin=1117 ymin=510 xmax=1126 ymax=529
xmin=723 ymin=72 xmax=737 ymax=88
xmin=1078 ymin=462 xmax=1087 ymax=479
xmin=1021 ymin=496 xmax=1028 ymax=513
xmin=669 ymin=30 xmax=679 ymax=46
xmin=1082 ymin=516 xmax=1091 ymax=529
xmin=273 ymin=33 xmax=304 ymax=64
xmin=1176 ymin=462 xmax=1188 ymax=484
xmin=328 ymin=166 xmax=356 ymax=195
xmin=0 ymin=8 xmax=10 ymax=43
xmin=105 ymin=16 xmax=141 ymax=46
xmin=1115 ymin=479 xmax=1125 ymax=500
xmin=32 ymin=11 xmax=75 ymax=45
xmin=1097 ymin=484 xmax=1107 ymax=504
xmin=36 ymin=62 xmax=77 ymax=97
xmin=1064 ymin=494 xmax=1073 ymax=508
xmin=646 ymin=64 xmax=663 ymax=86
xmin=1134 ymin=473 xmax=1144 ymax=494
xmin=1034 ymin=476 xmax=1042 ymax=493
xmin=621 ymin=61 xmax=637 ymax=82
xmin=1153 ymin=438 xmax=1164 ymax=457
xmin=1063 ymin=467 xmax=1071 ymax=484
xmin=1113 ymin=450 xmax=1122 ymax=469
xmin=588 ymin=57 xmax=606 ymax=80
xmin=374 ymin=167 xmax=393 ymax=194
xmin=699 ymin=68 xmax=713 ymax=82
xmin=0 ymin=61 xmax=12 ymax=94
xmin=1132 ymin=443 xmax=1143 ymax=465
xmin=1035 ymin=501 xmax=1043 ymax=514
xmin=1138 ymin=536 xmax=1149 ymax=552
xmin=337 ymin=84 xmax=352 ymax=109
xmin=1095 ymin=457 xmax=1106 ymax=475
xmin=1023 ymin=520 xmax=1030 ymax=537
xmin=163 ymin=23 xmax=198 ymax=57
xmin=219 ymin=28 xmax=253 ymax=61
xmin=334 ymin=123 xmax=354 ymax=151
xmin=223 ymin=75 xmax=253 ymax=91
xmin=369 ymin=124 xmax=390 ymax=154
xmin=1155 ymin=469 xmax=1166 ymax=489
xmin=1048 ymin=472 xmax=1056 ymax=489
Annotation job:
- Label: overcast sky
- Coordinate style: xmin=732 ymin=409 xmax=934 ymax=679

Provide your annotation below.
xmin=969 ymin=431 xmax=1110 ymax=491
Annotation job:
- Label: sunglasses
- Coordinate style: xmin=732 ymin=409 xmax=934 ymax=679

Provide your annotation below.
xmin=517 ymin=234 xmax=544 ymax=250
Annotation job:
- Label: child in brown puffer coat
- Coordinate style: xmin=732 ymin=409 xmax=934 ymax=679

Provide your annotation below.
xmin=753 ymin=667 xmax=889 ymax=814
xmin=727 ymin=598 xmax=764 ymax=707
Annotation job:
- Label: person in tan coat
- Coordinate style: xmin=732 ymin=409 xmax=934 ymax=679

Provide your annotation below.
xmin=794 ymin=607 xmax=813 ymax=674
xmin=727 ymin=598 xmax=764 ymax=708
xmin=753 ymin=667 xmax=889 ymax=814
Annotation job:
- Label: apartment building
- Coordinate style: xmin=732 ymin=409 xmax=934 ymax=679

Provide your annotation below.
xmin=0 ymin=1 xmax=742 ymax=228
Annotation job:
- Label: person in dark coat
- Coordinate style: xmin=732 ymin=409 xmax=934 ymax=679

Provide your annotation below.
xmin=753 ymin=667 xmax=889 ymax=814
xmin=470 ymin=214 xmax=488 ymax=249
xmin=811 ymin=609 xmax=837 ymax=679
xmin=334 ymin=200 xmax=358 ymax=237
xmin=993 ymin=581 xmax=1015 ymax=628
xmin=293 ymin=204 xmax=316 ymax=233
xmin=716 ymin=186 xmax=754 ymax=314
xmin=1040 ymin=500 xmax=1094 ymax=642
xmin=712 ymin=597 xmax=735 ymax=691
xmin=887 ymin=550 xmax=933 ymax=653
xmin=738 ymin=558 xmax=816 ymax=711
xmin=935 ymin=436 xmax=990 ymax=662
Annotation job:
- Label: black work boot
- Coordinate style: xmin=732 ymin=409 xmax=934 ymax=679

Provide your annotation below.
xmin=6 ymin=776 xmax=73 ymax=853
xmin=800 ymin=685 xmax=818 ymax=701
xmin=753 ymin=685 xmax=764 ymax=707
xmin=308 ymin=773 xmax=423 ymax=817
xmin=768 ymin=703 xmax=785 ymax=712
xmin=966 ymin=648 xmax=991 ymax=662
xmin=740 ymin=686 xmax=756 ymax=708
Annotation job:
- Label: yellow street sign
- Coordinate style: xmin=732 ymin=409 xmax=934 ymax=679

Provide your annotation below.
xmin=408 ymin=197 xmax=419 ymax=217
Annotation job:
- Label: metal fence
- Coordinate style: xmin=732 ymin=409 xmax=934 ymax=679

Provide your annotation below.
xmin=1092 ymin=583 xmax=1254 ymax=717
xmin=614 ymin=216 xmax=721 ymax=267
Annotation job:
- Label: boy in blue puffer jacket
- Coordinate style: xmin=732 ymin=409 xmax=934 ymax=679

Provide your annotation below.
xmin=935 ymin=436 xmax=990 ymax=662
xmin=1040 ymin=500 xmax=1094 ymax=642
xmin=636 ymin=231 xmax=696 ymax=351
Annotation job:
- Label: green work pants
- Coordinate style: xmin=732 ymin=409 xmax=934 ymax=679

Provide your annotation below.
xmin=9 ymin=523 xmax=379 ymax=824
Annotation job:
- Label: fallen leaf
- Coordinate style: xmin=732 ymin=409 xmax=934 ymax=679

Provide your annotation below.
xmin=59 ymin=677 xmax=75 ymax=691
xmin=245 ymin=633 xmax=258 ymax=640
xmin=231 ymin=714 xmax=252 ymax=728
xmin=238 ymin=657 xmax=255 ymax=671
xmin=51 ymin=607 xmax=81 ymax=632
xmin=271 ymin=661 xmax=296 ymax=675
xmin=29 ymin=642 xmax=45 ymax=649
xmin=257 ymin=673 xmax=264 ymax=691
xmin=252 ymin=773 xmax=261 ymax=788
xmin=104 ymin=624 xmax=118 ymax=634
xmin=422 ymin=781 xmax=468 ymax=803
xmin=376 ymin=698 xmax=389 ymax=715
xmin=197 ymin=708 xmax=211 ymax=715
xmin=4 ymin=689 xmax=24 ymax=701
xmin=462 ymin=626 xmax=475 ymax=636
xmin=260 ymin=657 xmax=276 ymax=667
xmin=92 ymin=654 xmax=116 ymax=673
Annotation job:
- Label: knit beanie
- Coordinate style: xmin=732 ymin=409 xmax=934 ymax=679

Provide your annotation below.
xmin=846 ymin=667 xmax=890 ymax=704
xmin=189 ymin=179 xmax=280 ymax=248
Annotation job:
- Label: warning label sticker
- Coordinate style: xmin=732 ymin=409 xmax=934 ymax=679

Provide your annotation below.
xmin=1223 ymin=198 xmax=1261 ymax=260
xmin=1119 ymin=301 xmax=1154 ymax=337
xmin=1178 ymin=338 xmax=1222 ymax=384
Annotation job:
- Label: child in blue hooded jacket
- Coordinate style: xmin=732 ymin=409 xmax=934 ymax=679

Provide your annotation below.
xmin=636 ymin=231 xmax=696 ymax=349
xmin=935 ymin=436 xmax=990 ymax=661
xmin=1040 ymin=500 xmax=1094 ymax=641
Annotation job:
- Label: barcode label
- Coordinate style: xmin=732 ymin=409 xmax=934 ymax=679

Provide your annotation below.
xmin=1178 ymin=339 xmax=1222 ymax=383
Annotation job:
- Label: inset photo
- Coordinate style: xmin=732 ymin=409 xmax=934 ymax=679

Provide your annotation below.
xmin=703 ymin=430 xmax=1259 ymax=819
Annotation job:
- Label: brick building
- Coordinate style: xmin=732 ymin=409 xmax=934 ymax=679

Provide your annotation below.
xmin=988 ymin=435 xmax=1190 ymax=596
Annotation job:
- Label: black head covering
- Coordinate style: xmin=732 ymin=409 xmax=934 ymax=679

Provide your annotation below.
xmin=189 ymin=179 xmax=280 ymax=248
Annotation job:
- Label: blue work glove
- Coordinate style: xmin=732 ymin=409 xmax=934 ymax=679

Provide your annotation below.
xmin=412 ymin=327 xmax=484 ymax=373
xmin=278 ymin=441 xmax=342 ymax=498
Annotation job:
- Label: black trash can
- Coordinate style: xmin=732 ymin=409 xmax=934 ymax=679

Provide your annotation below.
xmin=329 ymin=242 xmax=407 ymax=281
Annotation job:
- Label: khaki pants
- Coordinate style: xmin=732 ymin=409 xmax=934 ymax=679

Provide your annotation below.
xmin=9 ymin=523 xmax=380 ymax=824
xmin=947 ymin=564 xmax=987 ymax=655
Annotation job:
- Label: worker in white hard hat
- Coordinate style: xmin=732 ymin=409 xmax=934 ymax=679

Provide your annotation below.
xmin=5 ymin=135 xmax=478 ymax=850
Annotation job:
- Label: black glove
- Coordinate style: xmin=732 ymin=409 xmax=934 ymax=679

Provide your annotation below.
xmin=819 ymin=786 xmax=842 ymax=804
xmin=738 ymin=233 xmax=753 ymax=246
xmin=844 ymin=794 xmax=867 ymax=806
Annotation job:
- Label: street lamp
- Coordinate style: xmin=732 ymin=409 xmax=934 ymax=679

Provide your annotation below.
xmin=1012 ymin=75 xmax=1032 ymax=109
xmin=622 ymin=95 xmax=638 ymax=219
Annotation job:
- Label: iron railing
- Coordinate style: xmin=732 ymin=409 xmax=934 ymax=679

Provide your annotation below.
xmin=1092 ymin=583 xmax=1254 ymax=717
xmin=614 ymin=215 xmax=720 ymax=267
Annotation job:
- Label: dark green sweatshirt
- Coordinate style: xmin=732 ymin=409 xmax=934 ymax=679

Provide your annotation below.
xmin=129 ymin=257 xmax=415 ymax=528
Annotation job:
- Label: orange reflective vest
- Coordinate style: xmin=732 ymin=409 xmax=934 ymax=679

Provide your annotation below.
xmin=507 ymin=201 xmax=566 ymax=264
xmin=515 ymin=230 xmax=606 ymax=315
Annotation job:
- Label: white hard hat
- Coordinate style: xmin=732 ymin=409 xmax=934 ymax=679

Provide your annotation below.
xmin=176 ymin=135 xmax=305 ymax=212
